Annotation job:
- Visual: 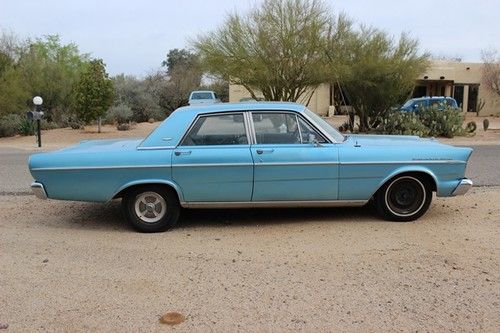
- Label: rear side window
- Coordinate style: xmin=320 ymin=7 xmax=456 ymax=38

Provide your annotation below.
xmin=181 ymin=113 xmax=248 ymax=146
xmin=252 ymin=113 xmax=301 ymax=144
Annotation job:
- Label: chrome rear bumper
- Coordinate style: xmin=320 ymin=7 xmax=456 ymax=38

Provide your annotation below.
xmin=31 ymin=182 xmax=47 ymax=199
xmin=451 ymin=178 xmax=473 ymax=196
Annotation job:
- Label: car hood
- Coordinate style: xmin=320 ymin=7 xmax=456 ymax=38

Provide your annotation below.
xmin=343 ymin=134 xmax=473 ymax=162
xmin=346 ymin=134 xmax=444 ymax=147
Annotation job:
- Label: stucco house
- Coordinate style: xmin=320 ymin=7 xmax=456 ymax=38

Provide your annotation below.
xmin=229 ymin=60 xmax=500 ymax=117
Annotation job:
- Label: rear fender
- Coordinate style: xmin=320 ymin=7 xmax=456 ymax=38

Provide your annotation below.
xmin=110 ymin=179 xmax=185 ymax=203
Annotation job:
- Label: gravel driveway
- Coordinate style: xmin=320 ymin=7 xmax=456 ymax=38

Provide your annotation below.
xmin=0 ymin=187 xmax=498 ymax=332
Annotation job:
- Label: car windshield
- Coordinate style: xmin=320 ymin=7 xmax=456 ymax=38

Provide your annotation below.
xmin=402 ymin=99 xmax=416 ymax=108
xmin=303 ymin=108 xmax=345 ymax=142
xmin=191 ymin=92 xmax=213 ymax=100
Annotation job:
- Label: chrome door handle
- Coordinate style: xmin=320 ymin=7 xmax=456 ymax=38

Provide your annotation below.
xmin=174 ymin=150 xmax=192 ymax=156
xmin=256 ymin=149 xmax=274 ymax=154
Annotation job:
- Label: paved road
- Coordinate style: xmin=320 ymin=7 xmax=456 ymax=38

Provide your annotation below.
xmin=0 ymin=145 xmax=498 ymax=194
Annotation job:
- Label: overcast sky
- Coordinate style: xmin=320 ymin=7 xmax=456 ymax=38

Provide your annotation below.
xmin=1 ymin=0 xmax=498 ymax=76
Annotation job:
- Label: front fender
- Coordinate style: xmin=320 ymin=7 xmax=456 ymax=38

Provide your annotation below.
xmin=369 ymin=165 xmax=439 ymax=199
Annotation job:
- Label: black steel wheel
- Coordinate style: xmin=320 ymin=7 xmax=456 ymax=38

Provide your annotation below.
xmin=375 ymin=175 xmax=432 ymax=222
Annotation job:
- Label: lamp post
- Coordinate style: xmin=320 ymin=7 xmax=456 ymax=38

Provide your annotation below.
xmin=33 ymin=96 xmax=43 ymax=147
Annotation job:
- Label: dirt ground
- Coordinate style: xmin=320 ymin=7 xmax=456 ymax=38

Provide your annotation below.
xmin=0 ymin=187 xmax=499 ymax=332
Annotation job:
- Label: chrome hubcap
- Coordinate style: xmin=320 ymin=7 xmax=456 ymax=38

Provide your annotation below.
xmin=134 ymin=192 xmax=167 ymax=223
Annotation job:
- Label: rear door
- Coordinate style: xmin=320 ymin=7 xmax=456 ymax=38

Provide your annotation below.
xmin=172 ymin=112 xmax=253 ymax=202
xmin=250 ymin=111 xmax=339 ymax=201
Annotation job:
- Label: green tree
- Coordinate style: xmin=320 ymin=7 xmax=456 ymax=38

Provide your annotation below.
xmin=0 ymin=30 xmax=29 ymax=117
xmin=162 ymin=48 xmax=200 ymax=75
xmin=16 ymin=35 xmax=89 ymax=121
xmin=112 ymin=74 xmax=164 ymax=122
xmin=72 ymin=59 xmax=114 ymax=132
xmin=194 ymin=0 xmax=336 ymax=103
xmin=337 ymin=28 xmax=429 ymax=131
xmin=159 ymin=48 xmax=202 ymax=110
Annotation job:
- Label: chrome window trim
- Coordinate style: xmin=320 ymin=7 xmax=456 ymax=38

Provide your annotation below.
xmin=181 ymin=200 xmax=367 ymax=209
xmin=177 ymin=111 xmax=251 ymax=147
xmin=248 ymin=110 xmax=331 ymax=144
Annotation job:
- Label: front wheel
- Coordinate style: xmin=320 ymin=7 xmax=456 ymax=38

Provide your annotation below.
xmin=375 ymin=175 xmax=432 ymax=222
xmin=122 ymin=185 xmax=180 ymax=232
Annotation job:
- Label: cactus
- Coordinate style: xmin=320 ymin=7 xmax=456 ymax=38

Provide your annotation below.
xmin=483 ymin=118 xmax=489 ymax=131
xmin=476 ymin=99 xmax=485 ymax=116
xmin=466 ymin=121 xmax=477 ymax=133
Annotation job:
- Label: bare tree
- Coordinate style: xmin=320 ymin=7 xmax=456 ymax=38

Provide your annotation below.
xmin=481 ymin=49 xmax=500 ymax=96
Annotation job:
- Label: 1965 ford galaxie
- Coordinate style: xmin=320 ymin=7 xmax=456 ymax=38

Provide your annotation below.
xmin=29 ymin=102 xmax=473 ymax=232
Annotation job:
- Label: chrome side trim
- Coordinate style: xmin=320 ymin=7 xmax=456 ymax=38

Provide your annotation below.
xmin=31 ymin=182 xmax=47 ymax=199
xmin=137 ymin=146 xmax=175 ymax=150
xmin=31 ymin=164 xmax=172 ymax=171
xmin=181 ymin=200 xmax=367 ymax=209
xmin=255 ymin=161 xmax=339 ymax=166
xmin=451 ymin=178 xmax=473 ymax=196
xmin=172 ymin=163 xmax=253 ymax=168
xmin=340 ymin=160 xmax=466 ymax=165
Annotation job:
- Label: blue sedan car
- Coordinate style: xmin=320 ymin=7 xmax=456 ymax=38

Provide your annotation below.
xmin=29 ymin=102 xmax=473 ymax=232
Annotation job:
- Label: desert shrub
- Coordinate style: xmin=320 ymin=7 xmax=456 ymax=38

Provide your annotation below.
xmin=106 ymin=104 xmax=133 ymax=124
xmin=419 ymin=107 xmax=464 ymax=138
xmin=40 ymin=120 xmax=59 ymax=130
xmin=466 ymin=121 xmax=477 ymax=133
xmin=18 ymin=119 xmax=35 ymax=136
xmin=483 ymin=118 xmax=489 ymax=131
xmin=0 ymin=114 xmax=23 ymax=137
xmin=378 ymin=107 xmax=465 ymax=138
xmin=116 ymin=123 xmax=131 ymax=131
xmin=377 ymin=110 xmax=430 ymax=137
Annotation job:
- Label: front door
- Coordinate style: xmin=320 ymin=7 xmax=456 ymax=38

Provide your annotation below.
xmin=250 ymin=112 xmax=339 ymax=201
xmin=172 ymin=112 xmax=253 ymax=202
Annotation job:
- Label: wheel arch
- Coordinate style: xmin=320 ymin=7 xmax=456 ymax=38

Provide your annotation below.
xmin=110 ymin=179 xmax=184 ymax=203
xmin=371 ymin=167 xmax=438 ymax=199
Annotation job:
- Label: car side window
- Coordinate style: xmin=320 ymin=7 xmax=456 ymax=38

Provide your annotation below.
xmin=181 ymin=113 xmax=248 ymax=146
xmin=252 ymin=113 xmax=301 ymax=144
xmin=298 ymin=117 xmax=327 ymax=143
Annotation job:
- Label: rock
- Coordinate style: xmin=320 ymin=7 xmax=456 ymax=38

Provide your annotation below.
xmin=159 ymin=312 xmax=185 ymax=326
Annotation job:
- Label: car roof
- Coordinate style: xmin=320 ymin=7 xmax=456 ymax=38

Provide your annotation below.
xmin=175 ymin=102 xmax=307 ymax=115
xmin=190 ymin=90 xmax=214 ymax=94
xmin=410 ymin=96 xmax=454 ymax=101
xmin=140 ymin=102 xmax=308 ymax=148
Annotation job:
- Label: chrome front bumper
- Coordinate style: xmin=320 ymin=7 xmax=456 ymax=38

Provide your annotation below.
xmin=31 ymin=182 xmax=47 ymax=199
xmin=451 ymin=178 xmax=473 ymax=196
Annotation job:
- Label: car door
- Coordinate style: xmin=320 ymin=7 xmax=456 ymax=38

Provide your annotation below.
xmin=172 ymin=112 xmax=253 ymax=202
xmin=250 ymin=111 xmax=339 ymax=201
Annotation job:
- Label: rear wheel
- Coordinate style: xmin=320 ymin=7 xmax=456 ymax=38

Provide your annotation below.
xmin=122 ymin=185 xmax=180 ymax=232
xmin=375 ymin=175 xmax=432 ymax=222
